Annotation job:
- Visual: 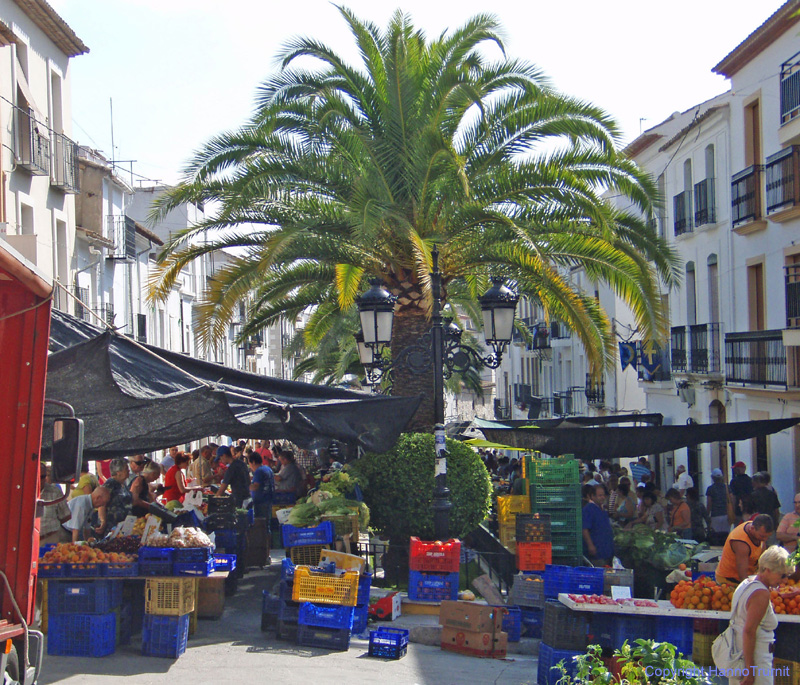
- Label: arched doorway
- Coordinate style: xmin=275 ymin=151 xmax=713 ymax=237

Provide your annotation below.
xmin=709 ymin=399 xmax=727 ymax=479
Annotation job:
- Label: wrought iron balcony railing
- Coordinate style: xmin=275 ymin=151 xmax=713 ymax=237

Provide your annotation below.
xmin=16 ymin=107 xmax=50 ymax=175
xmin=781 ymin=51 xmax=800 ymax=124
xmin=766 ymin=146 xmax=800 ymax=215
xmin=731 ymin=166 xmax=764 ymax=227
xmin=725 ymin=330 xmax=786 ymax=387
xmin=673 ymin=190 xmax=692 ymax=236
xmin=689 ymin=323 xmax=721 ymax=374
xmin=585 ymin=374 xmax=605 ymax=405
xmin=670 ymin=326 xmax=687 ymax=373
xmin=51 ymin=131 xmax=80 ymax=193
xmin=694 ymin=177 xmax=716 ymax=226
xmin=786 ymin=264 xmax=800 ymax=329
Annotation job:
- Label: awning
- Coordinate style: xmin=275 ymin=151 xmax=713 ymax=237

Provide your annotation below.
xmin=479 ymin=418 xmax=800 ymax=459
xmin=463 ymin=438 xmax=527 ymax=451
xmin=43 ymin=310 xmax=421 ymax=459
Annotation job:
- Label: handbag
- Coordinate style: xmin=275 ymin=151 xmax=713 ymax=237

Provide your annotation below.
xmin=711 ymin=579 xmax=757 ymax=670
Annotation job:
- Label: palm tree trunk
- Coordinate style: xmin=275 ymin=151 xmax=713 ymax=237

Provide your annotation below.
xmin=390 ymin=308 xmax=436 ymax=433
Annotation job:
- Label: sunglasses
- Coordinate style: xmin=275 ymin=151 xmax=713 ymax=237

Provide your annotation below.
xmin=132 ymin=460 xmax=147 ymax=465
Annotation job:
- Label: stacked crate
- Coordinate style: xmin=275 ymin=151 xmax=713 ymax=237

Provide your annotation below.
xmin=282 ymin=521 xmax=335 ymax=567
xmin=142 ymin=577 xmax=196 ymax=658
xmin=496 ymin=495 xmax=530 ymax=553
xmin=407 ymin=538 xmax=460 ymax=603
xmin=514 ymin=514 xmax=552 ymax=571
xmin=206 ymin=496 xmax=246 ymax=572
xmin=320 ymin=550 xmax=371 ymax=634
xmin=507 ymin=573 xmax=545 ymax=639
xmin=527 ymin=455 xmax=582 ymax=564
xmin=47 ymin=579 xmax=122 ymax=657
xmin=293 ymin=562 xmax=360 ymax=650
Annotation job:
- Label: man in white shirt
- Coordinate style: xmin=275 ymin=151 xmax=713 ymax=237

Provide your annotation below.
xmin=674 ymin=464 xmax=694 ymax=496
xmin=63 ymin=487 xmax=111 ymax=542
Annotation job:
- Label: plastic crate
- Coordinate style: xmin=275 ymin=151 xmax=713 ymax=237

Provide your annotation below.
xmin=48 ymin=579 xmax=122 ymax=615
xmin=530 ymin=484 xmax=581 ymax=509
xmin=298 ymin=602 xmax=355 ymax=630
xmin=213 ymin=554 xmax=237 ymax=573
xmin=692 ymin=631 xmax=714 ymax=667
xmin=407 ymin=571 xmax=459 ymax=602
xmin=261 ymin=592 xmax=280 ymax=632
xmin=409 ymin=538 xmax=461 ymax=573
xmin=775 ymin=623 xmax=800 ymax=660
xmin=142 ymin=613 xmax=189 ymax=658
xmin=289 ymin=544 xmax=328 ymax=567
xmin=207 ymin=495 xmax=236 ymax=514
xmin=357 ymin=572 xmax=373 ymax=605
xmin=545 ymin=507 xmax=582 ymax=535
xmin=497 ymin=495 xmax=530 ymax=525
xmin=516 ymin=541 xmax=552 ymax=571
xmin=212 ymin=529 xmax=238 ymax=551
xmin=118 ymin=603 xmax=132 ymax=646
xmin=278 ymin=599 xmax=300 ymax=623
xmin=693 ymin=618 xmax=722 ymax=635
xmin=589 ymin=613 xmax=653 ymax=650
xmin=498 ymin=523 xmax=516 ymax=553
xmin=274 ymin=491 xmax=297 ymax=505
xmin=775 ymin=659 xmax=800 ymax=685
xmin=145 ymin=578 xmax=196 ymax=616
xmin=292 ymin=566 xmax=359 ymax=606
xmin=603 ymin=568 xmax=634 ymax=596
xmin=520 ymin=607 xmax=543 ymax=638
xmin=139 ymin=547 xmax=175 ymax=576
xmin=352 ymin=603 xmax=369 ymax=634
xmin=527 ymin=456 xmax=580 ymax=486
xmin=103 ymin=561 xmax=139 ymax=577
xmin=296 ymin=624 xmax=351 ymax=651
xmin=494 ymin=604 xmax=521 ymax=642
xmin=65 ymin=562 xmax=103 ymax=577
xmin=320 ymin=512 xmax=359 ymax=539
xmin=537 ymin=642 xmax=582 ymax=685
xmin=543 ymin=600 xmax=589 ymax=650
xmin=368 ymin=628 xmax=409 ymax=659
xmin=174 ymin=557 xmax=215 ymax=577
xmin=205 ymin=512 xmax=242 ymax=532
xmin=276 ymin=618 xmax=298 ymax=641
xmin=47 ymin=612 xmax=116 ymax=657
xmin=281 ymin=558 xmax=296 ymax=582
xmin=544 ymin=565 xmax=603 ymax=599
xmin=515 ymin=513 xmax=551 ymax=543
xmin=173 ymin=547 xmax=214 ymax=563
xmin=549 ymin=533 xmax=583 ymax=559
xmin=283 ymin=521 xmax=335 ymax=548
xmin=655 ymin=616 xmax=693 ymax=656
xmin=38 ymin=561 xmax=68 ymax=578
xmin=508 ymin=573 xmax=545 ymax=608
xmin=319 ymin=549 xmax=367 ymax=573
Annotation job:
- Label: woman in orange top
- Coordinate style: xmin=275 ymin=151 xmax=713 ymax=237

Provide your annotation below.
xmin=163 ymin=452 xmax=200 ymax=504
xmin=666 ymin=488 xmax=692 ymax=538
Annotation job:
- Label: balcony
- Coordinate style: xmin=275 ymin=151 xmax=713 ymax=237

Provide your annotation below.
xmin=107 ymin=215 xmax=136 ymax=261
xmin=781 ymin=51 xmax=800 ymax=125
xmin=689 ymin=323 xmax=721 ymax=374
xmin=725 ymin=330 xmax=786 ymax=387
xmin=766 ymin=147 xmax=800 ymax=221
xmin=786 ymin=264 xmax=800 ymax=329
xmin=585 ymin=374 xmax=605 ymax=405
xmin=673 ymin=190 xmax=692 ymax=236
xmin=693 ymin=178 xmax=716 ymax=226
xmin=51 ymin=131 xmax=80 ymax=193
xmin=16 ymin=107 xmax=50 ymax=175
xmin=94 ymin=302 xmax=115 ymax=327
xmin=553 ymin=387 xmax=585 ymax=417
xmin=72 ymin=286 xmax=91 ymax=322
xmin=549 ymin=321 xmax=571 ymax=340
xmin=670 ymin=327 xmax=687 ymax=373
xmin=731 ymin=166 xmax=766 ymax=233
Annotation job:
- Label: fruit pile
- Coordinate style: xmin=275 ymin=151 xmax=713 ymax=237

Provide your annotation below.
xmin=94 ymin=535 xmax=140 ymax=554
xmin=771 ymin=579 xmax=800 ymax=615
xmin=670 ymin=577 xmax=734 ymax=611
xmin=567 ymin=594 xmax=658 ymax=608
xmin=41 ymin=543 xmax=136 ymax=566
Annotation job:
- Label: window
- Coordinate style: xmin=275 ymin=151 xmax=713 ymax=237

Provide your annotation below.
xmin=694 ymin=146 xmax=716 ymax=226
xmin=747 ymin=262 xmax=765 ymax=331
xmin=674 ymin=160 xmax=694 ymax=236
xmin=686 ymin=262 xmax=697 ymax=326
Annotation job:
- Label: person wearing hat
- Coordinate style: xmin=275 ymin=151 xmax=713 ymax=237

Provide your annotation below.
xmin=706 ymin=467 xmax=731 ymax=545
xmin=730 ymin=461 xmax=753 ymax=525
xmin=673 ymin=464 xmax=693 ymax=496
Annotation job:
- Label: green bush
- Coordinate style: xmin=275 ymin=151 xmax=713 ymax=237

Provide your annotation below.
xmin=350 ymin=432 xmax=491 ymax=541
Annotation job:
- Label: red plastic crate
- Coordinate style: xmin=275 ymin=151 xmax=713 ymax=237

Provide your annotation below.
xmin=409 ymin=537 xmax=461 ymax=573
xmin=516 ymin=541 xmax=552 ymax=571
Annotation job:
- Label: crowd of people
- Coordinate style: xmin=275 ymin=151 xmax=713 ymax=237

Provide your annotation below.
xmin=38 ymin=438 xmax=327 ymax=544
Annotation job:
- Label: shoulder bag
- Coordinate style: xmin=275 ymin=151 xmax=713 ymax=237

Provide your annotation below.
xmin=711 ymin=579 xmax=758 ymax=670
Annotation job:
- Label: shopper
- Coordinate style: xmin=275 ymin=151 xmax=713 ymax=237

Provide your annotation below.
xmin=163 ymin=452 xmax=200 ymax=506
xmin=63 ymin=487 xmax=111 ymax=542
xmin=95 ymin=458 xmax=133 ymax=534
xmin=776 ymin=493 xmax=800 ymax=554
xmin=69 ymin=464 xmax=99 ymax=500
xmin=216 ymin=447 xmax=252 ymax=506
xmin=634 ymin=489 xmax=667 ymax=531
xmin=274 ymin=450 xmax=303 ymax=495
xmin=39 ymin=463 xmax=71 ymax=544
xmin=730 ymin=462 xmax=754 ymax=525
xmin=582 ymin=484 xmax=614 ymax=566
xmin=673 ymin=464 xmax=693 ymax=496
xmin=248 ymin=452 xmax=275 ymax=520
xmin=129 ymin=462 xmax=162 ymax=517
xmin=686 ymin=487 xmax=710 ymax=543
xmin=716 ymin=515 xmax=775 ymax=586
xmin=750 ymin=472 xmax=781 ymax=529
xmin=706 ymin=468 xmax=731 ymax=545
xmin=666 ymin=488 xmax=692 ymax=538
xmin=610 ymin=477 xmax=637 ymax=526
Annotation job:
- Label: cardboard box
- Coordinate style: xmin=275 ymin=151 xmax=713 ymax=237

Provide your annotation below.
xmin=471 ymin=574 xmax=505 ymax=606
xmin=440 ymin=626 xmax=508 ymax=658
xmin=439 ymin=600 xmax=506 ymax=633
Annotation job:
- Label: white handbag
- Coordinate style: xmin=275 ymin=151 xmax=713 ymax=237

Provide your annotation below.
xmin=711 ymin=580 xmax=756 ymax=670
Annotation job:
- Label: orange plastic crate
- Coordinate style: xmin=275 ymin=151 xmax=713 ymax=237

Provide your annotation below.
xmin=515 ymin=541 xmax=552 ymax=571
xmin=291 ymin=566 xmax=359 ymax=607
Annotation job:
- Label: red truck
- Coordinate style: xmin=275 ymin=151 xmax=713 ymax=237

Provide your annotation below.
xmin=0 ymin=242 xmax=82 ymax=684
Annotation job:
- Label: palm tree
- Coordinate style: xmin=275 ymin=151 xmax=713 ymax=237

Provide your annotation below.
xmin=149 ymin=7 xmax=678 ymax=431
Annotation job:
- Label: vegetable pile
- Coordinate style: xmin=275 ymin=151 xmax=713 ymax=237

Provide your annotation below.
xmin=613 ymin=525 xmax=692 ymax=569
xmin=286 ymin=494 xmax=369 ymax=531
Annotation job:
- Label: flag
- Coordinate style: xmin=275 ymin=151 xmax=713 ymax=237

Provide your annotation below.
xmin=619 ymin=342 xmax=636 ymax=371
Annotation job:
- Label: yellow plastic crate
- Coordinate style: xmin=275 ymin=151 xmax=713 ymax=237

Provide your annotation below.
xmin=319 ymin=549 xmax=367 ymax=573
xmin=289 ymin=544 xmax=328 ymax=567
xmin=292 ymin=566 xmax=359 ymax=606
xmin=692 ymin=631 xmax=714 ymax=666
xmin=497 ymin=495 xmax=530 ymax=525
xmin=145 ymin=578 xmax=196 ymax=616
xmin=499 ymin=523 xmax=516 ymax=553
xmin=321 ymin=512 xmax=359 ymax=539
xmin=775 ymin=659 xmax=800 ymax=685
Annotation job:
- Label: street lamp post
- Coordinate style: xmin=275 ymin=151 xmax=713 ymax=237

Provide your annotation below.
xmin=356 ymin=247 xmax=518 ymax=539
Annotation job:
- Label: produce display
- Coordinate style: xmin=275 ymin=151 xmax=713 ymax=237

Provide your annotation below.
xmin=169 ymin=526 xmax=212 ymax=548
xmin=94 ymin=535 xmax=140 ymax=554
xmin=567 ymin=594 xmax=658 ymax=608
xmin=41 ymin=543 xmax=136 ymax=565
xmin=287 ymin=494 xmax=369 ymax=530
xmin=613 ymin=525 xmax=695 ymax=569
xmin=669 ymin=578 xmax=734 ymax=611
xmin=770 ymin=579 xmax=800 ymax=615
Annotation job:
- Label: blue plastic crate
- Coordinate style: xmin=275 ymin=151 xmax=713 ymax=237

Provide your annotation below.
xmin=298 ymin=602 xmax=355 ymax=630
xmin=49 ymin=580 xmax=123 ymax=615
xmin=139 ymin=547 xmax=175 ymax=562
xmin=352 ymin=603 xmax=369 ymax=634
xmin=118 ymin=603 xmax=132 ymax=646
xmin=47 ymin=612 xmax=116 ymax=657
xmin=519 ymin=607 xmax=543 ymax=639
xmin=39 ymin=544 xmax=57 ymax=557
xmin=537 ymin=643 xmax=582 ymax=685
xmin=282 ymin=521 xmax=335 ymax=548
xmin=65 ymin=562 xmax=104 ymax=577
xmin=213 ymin=554 xmax=237 ymax=573
xmin=296 ymin=624 xmax=351 ymax=651
xmin=655 ymin=616 xmax=693 ymax=656
xmin=139 ymin=560 xmax=173 ymax=576
xmin=37 ymin=561 xmax=68 ymax=578
xmin=368 ymin=628 xmax=409 ymax=659
xmin=173 ymin=510 xmax=202 ymax=529
xmin=278 ymin=599 xmax=300 ymax=623
xmin=589 ymin=613 xmax=654 ymax=650
xmin=273 ymin=492 xmax=297 ymax=505
xmin=407 ymin=570 xmax=459 ymax=602
xmin=276 ymin=618 xmax=298 ymax=641
xmin=174 ymin=557 xmax=215 ymax=577
xmin=262 ymin=591 xmax=281 ymax=616
xmin=543 ymin=565 xmax=604 ymax=599
xmin=494 ymin=604 xmax=521 ymax=642
xmin=281 ymin=558 xmax=296 ymax=582
xmin=103 ymin=560 xmax=139 ymax=577
xmin=173 ymin=547 xmax=213 ymax=563
xmin=142 ymin=613 xmax=190 ymax=659
xmin=357 ymin=572 xmax=373 ymax=605
xmin=212 ymin=528 xmax=238 ymax=551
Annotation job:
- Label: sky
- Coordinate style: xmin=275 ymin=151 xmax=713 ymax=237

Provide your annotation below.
xmin=49 ymin=0 xmax=786 ymax=188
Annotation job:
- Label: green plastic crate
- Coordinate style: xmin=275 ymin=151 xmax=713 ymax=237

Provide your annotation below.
xmin=530 ymin=484 xmax=581 ymax=509
xmin=526 ymin=456 xmax=580 ymax=487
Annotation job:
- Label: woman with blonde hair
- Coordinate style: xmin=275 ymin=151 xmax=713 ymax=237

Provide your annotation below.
xmin=725 ymin=546 xmax=799 ymax=684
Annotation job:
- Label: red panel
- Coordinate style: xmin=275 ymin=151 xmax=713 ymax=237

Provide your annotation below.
xmin=0 ymin=252 xmax=51 ymax=626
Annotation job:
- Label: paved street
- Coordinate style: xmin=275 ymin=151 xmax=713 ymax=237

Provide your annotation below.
xmin=40 ymin=560 xmax=539 ymax=685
